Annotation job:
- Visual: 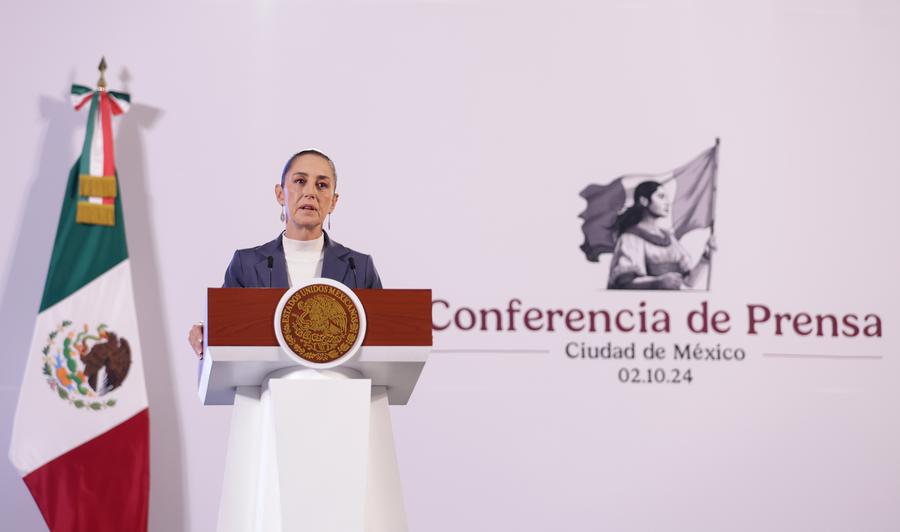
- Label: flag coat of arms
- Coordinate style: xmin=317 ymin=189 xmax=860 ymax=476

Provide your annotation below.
xmin=8 ymin=65 xmax=149 ymax=531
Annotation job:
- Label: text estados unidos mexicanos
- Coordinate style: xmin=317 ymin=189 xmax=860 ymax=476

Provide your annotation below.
xmin=432 ymin=299 xmax=882 ymax=338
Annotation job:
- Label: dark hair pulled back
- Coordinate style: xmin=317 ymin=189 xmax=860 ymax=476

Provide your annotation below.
xmin=614 ymin=180 xmax=661 ymax=235
xmin=280 ymin=149 xmax=337 ymax=188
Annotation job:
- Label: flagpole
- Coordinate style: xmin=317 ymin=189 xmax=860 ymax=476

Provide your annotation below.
xmin=705 ymin=137 xmax=720 ymax=291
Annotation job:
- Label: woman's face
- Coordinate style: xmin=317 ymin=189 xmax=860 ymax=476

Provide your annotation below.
xmin=275 ymin=154 xmax=339 ymax=234
xmin=644 ymin=187 xmax=671 ymax=218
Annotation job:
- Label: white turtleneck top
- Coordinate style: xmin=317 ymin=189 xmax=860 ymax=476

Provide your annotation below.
xmin=282 ymin=232 xmax=325 ymax=286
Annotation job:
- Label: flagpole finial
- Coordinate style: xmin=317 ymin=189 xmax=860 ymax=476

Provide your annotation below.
xmin=97 ymin=57 xmax=108 ymax=91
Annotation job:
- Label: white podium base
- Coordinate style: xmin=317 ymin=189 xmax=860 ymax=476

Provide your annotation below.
xmin=217 ymin=368 xmax=408 ymax=532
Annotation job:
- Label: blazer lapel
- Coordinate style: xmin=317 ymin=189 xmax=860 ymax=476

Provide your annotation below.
xmin=321 ymin=231 xmax=350 ymax=286
xmin=254 ymin=235 xmax=290 ymax=288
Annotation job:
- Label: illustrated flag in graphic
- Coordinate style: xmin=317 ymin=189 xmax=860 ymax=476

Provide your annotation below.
xmin=578 ymin=140 xmax=719 ymax=262
xmin=8 ymin=59 xmax=149 ymax=531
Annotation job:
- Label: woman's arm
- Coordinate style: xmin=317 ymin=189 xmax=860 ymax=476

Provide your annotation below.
xmin=682 ymin=256 xmax=710 ymax=287
xmin=189 ymin=249 xmax=245 ymax=359
xmin=682 ymin=236 xmax=716 ymax=288
xmin=223 ymin=251 xmax=246 ymax=288
xmin=617 ymin=272 xmax=684 ymax=290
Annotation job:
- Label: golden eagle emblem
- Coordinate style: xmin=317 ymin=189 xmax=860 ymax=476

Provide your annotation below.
xmin=41 ymin=322 xmax=131 ymax=410
xmin=279 ymin=284 xmax=361 ymax=364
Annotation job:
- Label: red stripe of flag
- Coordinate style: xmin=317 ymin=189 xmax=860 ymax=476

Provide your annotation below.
xmin=100 ymin=93 xmax=116 ymax=176
xmin=23 ymin=409 xmax=149 ymax=532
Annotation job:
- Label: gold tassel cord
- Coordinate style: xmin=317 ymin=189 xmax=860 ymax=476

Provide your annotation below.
xmin=76 ymin=203 xmax=115 ymax=226
xmin=78 ymin=175 xmax=117 ymax=197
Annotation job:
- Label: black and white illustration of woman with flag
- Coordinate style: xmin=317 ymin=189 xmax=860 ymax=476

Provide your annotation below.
xmin=578 ymin=140 xmax=719 ymax=290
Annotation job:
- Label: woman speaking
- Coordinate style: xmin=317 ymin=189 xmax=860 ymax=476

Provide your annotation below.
xmin=188 ymin=149 xmax=381 ymax=356
xmin=607 ymin=180 xmax=714 ymax=290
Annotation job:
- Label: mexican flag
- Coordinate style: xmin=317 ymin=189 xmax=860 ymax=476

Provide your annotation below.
xmin=8 ymin=82 xmax=149 ymax=531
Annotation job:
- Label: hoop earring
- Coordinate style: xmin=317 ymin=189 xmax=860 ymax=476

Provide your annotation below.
xmin=280 ymin=211 xmax=285 ymax=222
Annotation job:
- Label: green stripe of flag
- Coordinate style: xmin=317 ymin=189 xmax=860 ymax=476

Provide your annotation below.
xmin=40 ymin=160 xmax=128 ymax=312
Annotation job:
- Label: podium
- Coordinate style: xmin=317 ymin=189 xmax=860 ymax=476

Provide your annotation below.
xmin=198 ymin=283 xmax=431 ymax=532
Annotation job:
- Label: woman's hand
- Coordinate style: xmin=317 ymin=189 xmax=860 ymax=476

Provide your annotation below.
xmin=188 ymin=322 xmax=204 ymax=359
xmin=655 ymin=272 xmax=684 ymax=289
xmin=702 ymin=235 xmax=718 ymax=261
xmin=683 ymin=234 xmax=717 ymax=288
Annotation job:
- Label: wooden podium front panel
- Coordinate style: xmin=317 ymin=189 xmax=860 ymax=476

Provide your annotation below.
xmin=207 ymin=288 xmax=432 ymax=347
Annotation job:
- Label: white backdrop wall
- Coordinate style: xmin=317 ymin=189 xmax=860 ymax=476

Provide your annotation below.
xmin=2 ymin=1 xmax=899 ymax=531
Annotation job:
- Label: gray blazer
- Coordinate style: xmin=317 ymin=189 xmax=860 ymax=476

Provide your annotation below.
xmin=222 ymin=232 xmax=382 ymax=289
